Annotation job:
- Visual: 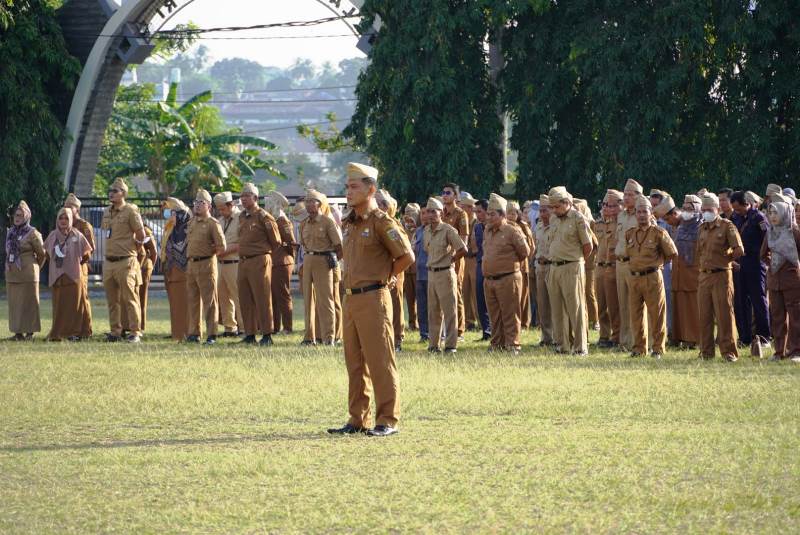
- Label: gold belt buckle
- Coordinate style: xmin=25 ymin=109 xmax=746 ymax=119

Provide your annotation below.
xmin=345 ymin=288 xmax=353 ymax=296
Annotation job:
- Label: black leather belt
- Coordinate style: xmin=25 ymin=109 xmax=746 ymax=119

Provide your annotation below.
xmin=536 ymin=258 xmax=551 ymax=265
xmin=105 ymin=255 xmax=132 ymax=262
xmin=430 ymin=266 xmax=452 ymax=272
xmin=190 ymin=256 xmax=212 ymax=262
xmin=240 ymin=253 xmax=267 ymax=260
xmin=345 ymin=283 xmax=386 ymax=295
xmin=631 ymin=267 xmax=658 ymax=276
xmin=701 ymin=267 xmax=729 ymax=274
xmin=220 ymin=259 xmax=239 ymax=265
xmin=485 ymin=271 xmax=518 ymax=281
xmin=618 ymin=256 xmax=631 ymax=262
xmin=551 ymin=259 xmax=576 ymax=266
xmin=307 ymin=251 xmax=334 ymax=255
xmin=597 ymin=261 xmax=616 ymax=268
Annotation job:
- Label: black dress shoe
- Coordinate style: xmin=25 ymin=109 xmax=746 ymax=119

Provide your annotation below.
xmin=476 ymin=334 xmax=491 ymax=342
xmin=395 ymin=342 xmax=402 ymax=352
xmin=185 ymin=335 xmax=200 ymax=343
xmin=105 ymin=333 xmax=121 ymax=343
xmin=327 ymin=423 xmax=367 ymax=435
xmin=367 ymin=425 xmax=398 ymax=437
xmin=221 ymin=331 xmax=239 ymax=338
xmin=259 ymin=335 xmax=273 ymax=346
xmin=443 ymin=347 xmax=457 ymax=354
xmin=204 ymin=336 xmax=217 ymax=346
xmin=300 ymin=339 xmax=317 ymax=346
xmin=239 ymin=335 xmax=257 ymax=344
xmin=428 ymin=347 xmax=441 ymax=354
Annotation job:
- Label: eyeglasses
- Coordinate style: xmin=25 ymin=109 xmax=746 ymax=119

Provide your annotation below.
xmin=441 ymin=190 xmax=454 ymax=196
xmin=108 ymin=188 xmax=120 ymax=194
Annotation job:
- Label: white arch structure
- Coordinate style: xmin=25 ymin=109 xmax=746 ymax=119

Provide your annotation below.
xmin=58 ymin=0 xmax=375 ymax=194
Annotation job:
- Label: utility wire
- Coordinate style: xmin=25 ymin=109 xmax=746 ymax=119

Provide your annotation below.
xmin=115 ymin=98 xmax=357 ymax=104
xmin=240 ymin=118 xmax=351 ymax=135
xmin=132 ymin=85 xmax=357 ymax=96
xmin=63 ymin=33 xmax=357 ymax=42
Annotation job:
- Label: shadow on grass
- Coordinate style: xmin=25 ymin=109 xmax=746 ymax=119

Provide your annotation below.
xmin=0 ymin=432 xmax=330 ymax=453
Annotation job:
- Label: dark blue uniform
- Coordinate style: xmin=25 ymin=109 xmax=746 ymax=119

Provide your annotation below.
xmin=474 ymin=221 xmax=491 ymax=338
xmin=731 ymin=208 xmax=771 ymax=344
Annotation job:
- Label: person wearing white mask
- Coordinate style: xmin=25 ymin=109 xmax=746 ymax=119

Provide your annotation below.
xmin=696 ymin=192 xmax=744 ymax=361
xmin=670 ymin=195 xmax=703 ymax=348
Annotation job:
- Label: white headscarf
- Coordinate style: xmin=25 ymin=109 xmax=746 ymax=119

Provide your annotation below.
xmin=767 ymin=201 xmax=799 ymax=273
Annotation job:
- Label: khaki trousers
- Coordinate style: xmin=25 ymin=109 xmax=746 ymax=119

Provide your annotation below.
xmin=585 ymin=266 xmax=598 ymax=325
xmin=334 ymin=274 xmax=343 ymax=341
xmin=271 ymin=263 xmax=293 ymax=333
xmin=427 ymin=267 xmax=458 ymax=349
xmin=596 ymin=265 xmax=620 ymax=343
xmin=520 ymin=267 xmax=531 ymax=329
xmin=629 ymin=270 xmax=666 ymax=354
xmin=698 ymin=270 xmax=738 ymax=358
xmin=769 ymin=287 xmax=800 ymax=357
xmin=79 ymin=263 xmax=93 ymax=336
xmin=303 ymin=254 xmax=335 ymax=343
xmin=103 ymin=256 xmax=141 ymax=337
xmin=403 ymin=272 xmax=417 ymax=330
xmin=343 ymin=289 xmax=399 ymax=428
xmin=391 ymin=270 xmax=405 ymax=344
xmin=165 ymin=266 xmax=188 ymax=341
xmin=186 ymin=258 xmax=218 ymax=338
xmin=463 ymin=257 xmax=478 ymax=328
xmin=454 ymin=257 xmax=466 ymax=336
xmin=139 ymin=261 xmax=152 ymax=331
xmin=547 ymin=261 xmax=587 ymax=353
xmin=535 ymin=265 xmax=553 ymax=344
xmin=218 ymin=261 xmax=243 ymax=333
xmin=616 ymin=262 xmax=633 ymax=349
xmin=484 ymin=271 xmax=523 ymax=350
xmin=238 ymin=254 xmax=273 ymax=336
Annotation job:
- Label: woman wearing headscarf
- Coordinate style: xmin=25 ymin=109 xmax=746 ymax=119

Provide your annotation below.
xmin=160 ymin=198 xmax=190 ymax=340
xmin=506 ymin=201 xmax=536 ymax=330
xmin=44 ymin=208 xmax=93 ymax=341
xmin=671 ymin=194 xmax=702 ymax=347
xmin=5 ymin=201 xmax=45 ymax=340
xmin=761 ymin=197 xmax=800 ymax=362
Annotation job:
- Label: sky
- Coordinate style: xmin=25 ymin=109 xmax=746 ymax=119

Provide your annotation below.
xmin=157 ymin=0 xmax=366 ymax=68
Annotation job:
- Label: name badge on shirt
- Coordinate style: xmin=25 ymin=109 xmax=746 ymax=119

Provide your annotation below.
xmin=106 ymin=229 xmax=112 ymax=239
xmin=8 ymin=253 xmax=14 ymax=263
xmin=361 ymin=229 xmax=370 ymax=238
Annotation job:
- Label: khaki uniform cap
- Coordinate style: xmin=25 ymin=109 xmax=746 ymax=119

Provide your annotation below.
xmin=766 ymin=183 xmax=782 ymax=197
xmin=539 ymin=194 xmax=550 ymax=204
xmin=214 ymin=191 xmax=233 ymax=206
xmin=624 ymin=179 xmax=643 ymax=194
xmin=64 ymin=193 xmax=81 ymax=209
xmin=426 ymin=197 xmax=444 ymax=211
xmin=269 ymin=191 xmax=290 ymax=210
xmin=604 ymin=189 xmax=623 ymax=203
xmin=196 ymin=188 xmax=212 ymax=204
xmin=684 ymin=194 xmax=701 ymax=206
xmin=744 ymin=191 xmax=763 ymax=206
xmin=488 ymin=193 xmax=507 ymax=212
xmin=635 ymin=196 xmax=652 ymax=210
xmin=111 ymin=178 xmax=129 ymax=195
xmin=241 ymin=182 xmax=259 ymax=197
xmin=701 ymin=192 xmax=720 ymax=209
xmin=347 ymin=162 xmax=379 ymax=181
xmin=653 ymin=195 xmax=675 ymax=218
xmin=547 ymin=186 xmax=572 ymax=204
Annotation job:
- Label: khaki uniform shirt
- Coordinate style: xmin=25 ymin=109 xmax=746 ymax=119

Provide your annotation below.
xmin=549 ymin=208 xmax=592 ymax=262
xmin=595 ymin=219 xmax=619 ymax=265
xmin=482 ymin=222 xmax=530 ymax=276
xmin=443 ymin=205 xmax=469 ymax=239
xmin=300 ymin=214 xmax=342 ymax=253
xmin=73 ymin=218 xmax=95 ymax=252
xmin=423 ymin=222 xmax=465 ymax=269
xmin=238 ymin=207 xmax=280 ymax=257
xmin=508 ymin=220 xmax=534 ymax=273
xmin=101 ymin=202 xmax=144 ymax=258
xmin=534 ymin=221 xmax=552 ymax=262
xmin=615 ymin=209 xmax=638 ymax=258
xmin=405 ymin=227 xmax=418 ymax=275
xmin=218 ymin=208 xmax=241 ymax=261
xmin=624 ymin=223 xmax=677 ymax=271
xmin=5 ymin=229 xmax=45 ymax=283
xmin=342 ymin=207 xmax=412 ymax=289
xmin=272 ymin=215 xmax=296 ymax=266
xmin=187 ymin=214 xmax=226 ymax=258
xmin=696 ymin=217 xmax=744 ymax=271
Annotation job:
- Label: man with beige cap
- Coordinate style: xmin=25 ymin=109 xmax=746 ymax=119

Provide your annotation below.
xmin=547 ymin=186 xmax=593 ymax=355
xmin=300 ymin=188 xmax=342 ymax=346
xmin=624 ymin=196 xmax=677 ymax=358
xmin=64 ymin=193 xmax=94 ymax=336
xmin=214 ymin=191 xmax=243 ymax=337
xmin=615 ymin=178 xmax=644 ymax=350
xmin=101 ymin=178 xmax=146 ymax=343
xmin=459 ymin=192 xmax=479 ymax=331
xmin=377 ymin=188 xmax=407 ymax=351
xmin=441 ymin=182 xmax=469 ymax=338
xmin=238 ymin=182 xmax=281 ymax=346
xmin=533 ymin=194 xmax=555 ymax=346
xmin=328 ymin=162 xmax=413 ymax=437
xmin=696 ymin=192 xmax=744 ymax=361
xmin=401 ymin=203 xmax=421 ymax=331
xmin=266 ymin=191 xmax=297 ymax=335
xmin=424 ymin=197 xmax=467 ymax=354
xmin=595 ymin=189 xmax=623 ymax=348
xmin=482 ymin=193 xmax=530 ymax=354
xmin=185 ymin=189 xmax=226 ymax=344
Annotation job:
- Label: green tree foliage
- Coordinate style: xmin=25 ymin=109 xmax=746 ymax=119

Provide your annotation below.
xmin=345 ymin=0 xmax=503 ymax=203
xmin=209 ymin=58 xmax=269 ymax=95
xmin=0 ymin=0 xmax=80 ymax=229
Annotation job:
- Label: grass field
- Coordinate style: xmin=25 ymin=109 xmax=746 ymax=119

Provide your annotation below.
xmin=1 ymin=295 xmax=799 ymax=533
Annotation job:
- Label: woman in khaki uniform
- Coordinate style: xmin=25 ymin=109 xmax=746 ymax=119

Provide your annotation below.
xmin=44 ymin=208 xmax=93 ymax=341
xmin=507 ymin=201 xmax=534 ymax=330
xmin=402 ymin=204 xmax=421 ymax=331
xmin=161 ymin=198 xmax=190 ymax=341
xmin=5 ymin=201 xmax=45 ymax=340
xmin=377 ymin=189 xmax=407 ymax=351
xmin=672 ymin=195 xmax=702 ymax=347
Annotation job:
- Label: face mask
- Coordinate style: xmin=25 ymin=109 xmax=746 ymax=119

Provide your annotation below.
xmin=702 ymin=211 xmax=716 ymax=223
xmin=680 ymin=211 xmax=694 ymax=221
xmin=163 ymin=208 xmax=172 ymax=219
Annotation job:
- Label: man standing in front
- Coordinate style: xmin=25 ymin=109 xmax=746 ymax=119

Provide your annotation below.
xmin=482 ymin=193 xmax=530 ymax=354
xmin=300 ymin=189 xmax=342 ymax=346
xmin=423 ymin=198 xmax=467 ymax=354
xmin=696 ymin=192 xmax=744 ymax=361
xmin=327 ymin=163 xmax=413 ymax=437
xmin=214 ymin=192 xmax=243 ymax=337
xmin=624 ymin=197 xmax=678 ymax=359
xmin=441 ymin=182 xmax=469 ymax=338
xmin=185 ymin=189 xmax=226 ymax=345
xmin=101 ymin=178 xmax=146 ymax=343
xmin=547 ymin=187 xmax=593 ymax=356
xmin=238 ymin=182 xmax=281 ymax=346
xmin=615 ymin=179 xmax=644 ymax=350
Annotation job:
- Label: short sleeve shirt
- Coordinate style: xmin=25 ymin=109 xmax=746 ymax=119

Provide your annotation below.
xmin=595 ymin=219 xmax=619 ymax=264
xmin=102 ymin=202 xmax=144 ymax=258
xmin=342 ymin=208 xmax=412 ymax=289
xmin=534 ymin=221 xmax=552 ymax=261
xmin=218 ymin=208 xmax=241 ymax=259
xmin=482 ymin=222 xmax=530 ymax=276
xmin=238 ymin=207 xmax=280 ymax=257
xmin=548 ymin=209 xmax=592 ymax=262
xmin=696 ymin=217 xmax=744 ymax=271
xmin=443 ymin=205 xmax=469 ymax=239
xmin=624 ymin=224 xmax=677 ymax=271
xmin=272 ymin=215 xmax=296 ymax=266
xmin=615 ymin=210 xmax=638 ymax=257
xmin=186 ymin=215 xmax=226 ymax=258
xmin=423 ymin=222 xmax=465 ymax=269
xmin=300 ymin=214 xmax=342 ymax=252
